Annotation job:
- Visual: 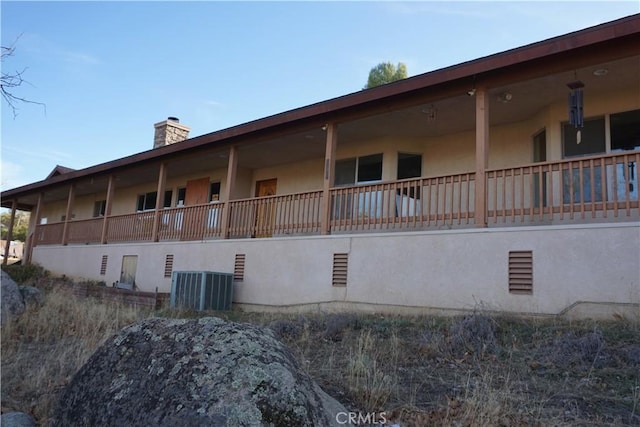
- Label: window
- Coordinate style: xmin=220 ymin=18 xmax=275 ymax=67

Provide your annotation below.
xmin=137 ymin=190 xmax=172 ymax=211
xmin=210 ymin=182 xmax=221 ymax=202
xmin=562 ymin=118 xmax=605 ymax=204
xmin=93 ymin=200 xmax=106 ymax=218
xmin=333 ymin=154 xmax=383 ymax=220
xmin=610 ymin=109 xmax=639 ymax=201
xmin=397 ymin=153 xmax=422 ymax=180
xmin=334 ymin=153 xmax=383 ymax=186
xmin=176 ymin=188 xmax=186 ymax=206
xmin=561 ymin=111 xmax=640 ymax=204
xmin=396 ymin=153 xmax=422 ymax=217
xmin=611 ymin=109 xmax=640 ymax=151
xmin=562 ymin=117 xmax=605 ymax=158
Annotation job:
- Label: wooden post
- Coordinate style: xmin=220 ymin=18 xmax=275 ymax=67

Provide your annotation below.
xmin=475 ymin=87 xmax=489 ymax=228
xmin=220 ymin=145 xmax=238 ymax=239
xmin=24 ymin=193 xmax=43 ymax=264
xmin=2 ymin=200 xmax=17 ymax=267
xmin=61 ymin=184 xmax=76 ymax=245
xmin=321 ymin=123 xmax=337 ymax=235
xmin=152 ymin=163 xmax=168 ymax=242
xmin=101 ymin=175 xmax=115 ymax=244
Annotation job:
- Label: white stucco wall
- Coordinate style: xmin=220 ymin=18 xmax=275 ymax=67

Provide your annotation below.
xmin=32 ymin=222 xmax=639 ymax=318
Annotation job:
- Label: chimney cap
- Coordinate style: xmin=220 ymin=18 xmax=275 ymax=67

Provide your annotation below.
xmin=168 ymin=116 xmax=179 ymax=122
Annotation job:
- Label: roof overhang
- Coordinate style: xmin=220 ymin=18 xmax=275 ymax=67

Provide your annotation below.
xmin=2 ymin=14 xmax=639 ymax=210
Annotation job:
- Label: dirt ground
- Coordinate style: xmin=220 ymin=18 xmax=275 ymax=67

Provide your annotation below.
xmin=2 ymin=271 xmax=639 ymax=426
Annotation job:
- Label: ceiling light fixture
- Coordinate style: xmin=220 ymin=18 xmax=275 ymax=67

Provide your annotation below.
xmin=421 ymin=104 xmax=437 ymax=121
xmin=497 ymin=91 xmax=513 ymax=103
xmin=592 ymin=68 xmax=608 ymax=77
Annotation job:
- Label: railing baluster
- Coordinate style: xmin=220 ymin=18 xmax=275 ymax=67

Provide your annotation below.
xmin=624 ymin=154 xmax=631 ymax=216
xmin=589 ymin=159 xmax=596 ymax=218
xmin=579 ymin=160 xmax=585 ymax=219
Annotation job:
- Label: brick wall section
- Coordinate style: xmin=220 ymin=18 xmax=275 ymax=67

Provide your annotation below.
xmin=68 ymin=282 xmax=170 ymax=309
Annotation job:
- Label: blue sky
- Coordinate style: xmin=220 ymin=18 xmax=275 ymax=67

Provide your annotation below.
xmin=1 ymin=1 xmax=638 ymax=191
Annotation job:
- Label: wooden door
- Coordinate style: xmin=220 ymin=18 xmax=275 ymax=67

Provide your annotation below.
xmin=255 ymin=179 xmax=277 ymax=238
xmin=182 ymin=177 xmax=209 ymax=240
xmin=185 ymin=178 xmax=209 ymax=205
xmin=119 ymin=255 xmax=138 ymax=290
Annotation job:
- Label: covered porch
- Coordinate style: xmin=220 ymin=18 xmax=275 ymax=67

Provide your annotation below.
xmin=29 ymin=149 xmax=640 ymax=246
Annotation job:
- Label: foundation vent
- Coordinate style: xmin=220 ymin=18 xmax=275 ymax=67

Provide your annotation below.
xmin=100 ymin=255 xmax=108 ymax=276
xmin=508 ymin=250 xmax=533 ymax=294
xmin=234 ymin=254 xmax=246 ymax=282
xmin=332 ymin=253 xmax=349 ymax=287
xmin=164 ymin=254 xmax=174 ymax=278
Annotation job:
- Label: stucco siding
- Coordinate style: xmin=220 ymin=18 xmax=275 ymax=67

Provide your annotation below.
xmin=31 ymin=223 xmax=639 ymax=317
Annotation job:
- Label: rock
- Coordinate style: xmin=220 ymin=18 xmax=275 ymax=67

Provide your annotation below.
xmin=0 ymin=412 xmax=36 ymax=427
xmin=1 ymin=270 xmax=25 ymax=323
xmin=51 ymin=317 xmax=347 ymax=427
xmin=19 ymin=285 xmax=44 ymax=308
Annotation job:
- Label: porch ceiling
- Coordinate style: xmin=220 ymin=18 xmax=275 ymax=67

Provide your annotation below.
xmin=340 ymin=55 xmax=639 ymax=142
xmin=231 ymin=55 xmax=638 ymax=166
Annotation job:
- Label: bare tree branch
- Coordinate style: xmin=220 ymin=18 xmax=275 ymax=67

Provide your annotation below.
xmin=1 ymin=35 xmax=46 ymax=118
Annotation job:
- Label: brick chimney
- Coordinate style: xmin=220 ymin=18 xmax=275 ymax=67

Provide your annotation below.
xmin=153 ymin=117 xmax=190 ymax=148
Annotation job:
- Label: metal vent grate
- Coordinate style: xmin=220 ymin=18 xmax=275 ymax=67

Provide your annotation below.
xmin=234 ymin=254 xmax=246 ymax=282
xmin=164 ymin=254 xmax=174 ymax=278
xmin=332 ymin=253 xmax=348 ymax=287
xmin=509 ymin=250 xmax=533 ymax=294
xmin=100 ymin=255 xmax=108 ymax=276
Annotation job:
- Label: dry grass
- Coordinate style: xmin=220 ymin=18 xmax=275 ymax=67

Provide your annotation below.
xmin=2 ymin=270 xmax=639 ymax=426
xmin=1 ymin=286 xmax=146 ymax=424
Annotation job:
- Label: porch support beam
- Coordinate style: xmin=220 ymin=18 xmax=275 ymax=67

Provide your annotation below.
xmin=220 ymin=145 xmax=238 ymax=239
xmin=152 ymin=163 xmax=168 ymax=242
xmin=24 ymin=193 xmax=43 ymax=264
xmin=101 ymin=174 xmax=115 ymax=244
xmin=2 ymin=199 xmax=18 ymax=267
xmin=475 ymin=87 xmax=489 ymax=228
xmin=61 ymin=184 xmax=76 ymax=245
xmin=321 ymin=123 xmax=337 ymax=235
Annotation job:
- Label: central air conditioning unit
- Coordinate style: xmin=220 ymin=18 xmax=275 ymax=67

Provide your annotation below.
xmin=170 ymin=271 xmax=234 ymax=311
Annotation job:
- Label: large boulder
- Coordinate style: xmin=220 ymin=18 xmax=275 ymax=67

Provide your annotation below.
xmin=1 ymin=270 xmax=25 ymax=323
xmin=0 ymin=412 xmax=36 ymax=427
xmin=51 ymin=317 xmax=347 ymax=426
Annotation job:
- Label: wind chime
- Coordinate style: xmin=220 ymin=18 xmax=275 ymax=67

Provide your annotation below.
xmin=567 ymin=78 xmax=585 ymax=143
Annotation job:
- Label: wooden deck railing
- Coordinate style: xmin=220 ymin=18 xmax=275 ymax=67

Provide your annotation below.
xmin=157 ymin=204 xmax=224 ymax=241
xmin=31 ymin=152 xmax=639 ymax=246
xmin=105 ymin=212 xmax=155 ymax=243
xmin=487 ymin=152 xmax=639 ymax=224
xmin=228 ymin=190 xmax=323 ymax=238
xmin=66 ymin=218 xmax=103 ymax=244
xmin=329 ymin=172 xmax=476 ymax=232
xmin=34 ymin=222 xmax=64 ymax=245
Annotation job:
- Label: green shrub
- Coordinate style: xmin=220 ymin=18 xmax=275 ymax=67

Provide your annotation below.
xmin=2 ymin=263 xmax=49 ymax=285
